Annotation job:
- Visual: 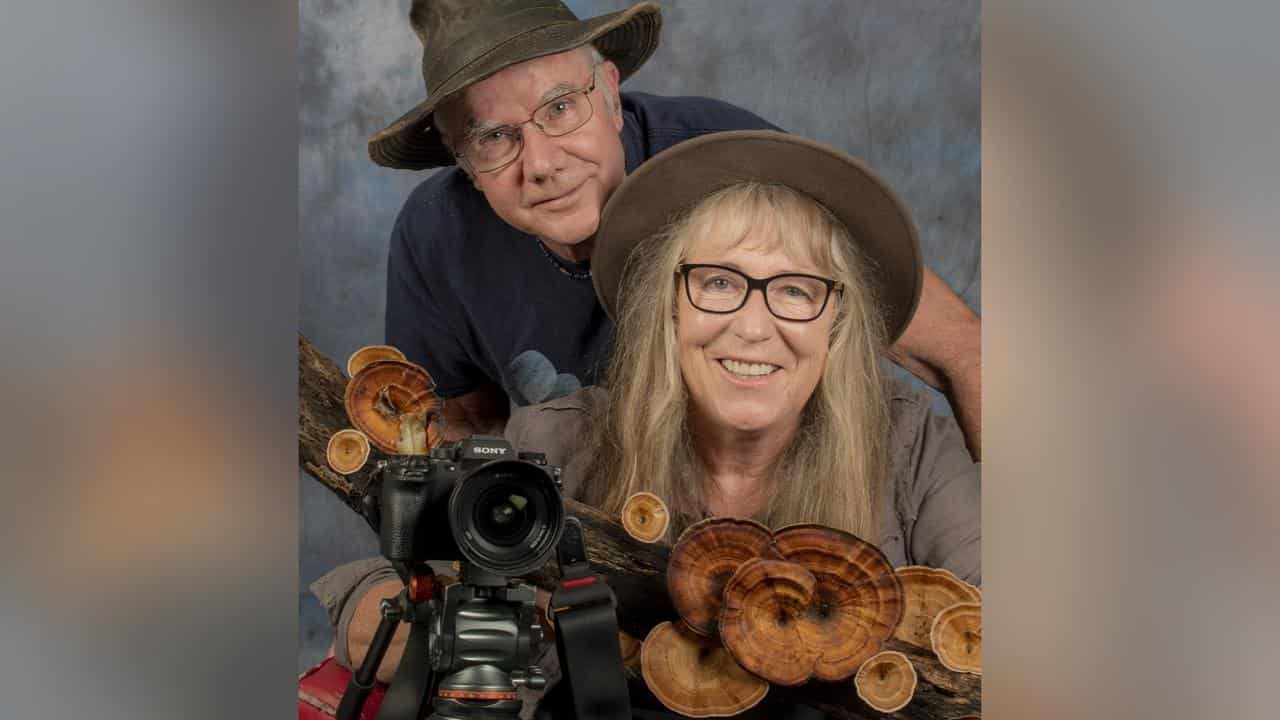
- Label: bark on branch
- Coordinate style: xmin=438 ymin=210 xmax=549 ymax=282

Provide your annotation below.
xmin=298 ymin=333 xmax=980 ymax=718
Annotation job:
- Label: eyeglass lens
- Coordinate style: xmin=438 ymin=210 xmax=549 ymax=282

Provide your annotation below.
xmin=465 ymin=88 xmax=595 ymax=171
xmin=684 ymin=266 xmax=832 ymax=321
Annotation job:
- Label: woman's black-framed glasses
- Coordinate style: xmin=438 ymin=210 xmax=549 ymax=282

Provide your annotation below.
xmin=455 ymin=65 xmax=600 ymax=173
xmin=677 ymin=264 xmax=841 ymax=322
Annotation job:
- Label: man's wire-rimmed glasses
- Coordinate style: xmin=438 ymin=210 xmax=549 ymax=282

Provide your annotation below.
xmin=677 ymin=263 xmax=842 ymax=322
xmin=455 ymin=65 xmax=600 ymax=173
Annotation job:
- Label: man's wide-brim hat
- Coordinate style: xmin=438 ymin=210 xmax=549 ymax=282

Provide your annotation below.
xmin=369 ymin=0 xmax=662 ymax=171
xmin=593 ymin=130 xmax=923 ymax=343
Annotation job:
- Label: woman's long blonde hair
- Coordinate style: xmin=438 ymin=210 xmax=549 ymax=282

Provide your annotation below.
xmin=580 ymin=182 xmax=891 ymax=542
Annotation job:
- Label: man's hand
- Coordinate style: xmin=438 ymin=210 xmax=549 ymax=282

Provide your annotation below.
xmin=440 ymin=381 xmax=511 ymax=440
xmin=888 ymin=267 xmax=982 ymax=460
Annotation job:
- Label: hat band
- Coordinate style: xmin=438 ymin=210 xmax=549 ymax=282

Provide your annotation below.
xmin=425 ymin=5 xmax=581 ymax=92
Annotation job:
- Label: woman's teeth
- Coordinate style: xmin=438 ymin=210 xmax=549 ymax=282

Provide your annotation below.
xmin=719 ymin=359 xmax=780 ymax=377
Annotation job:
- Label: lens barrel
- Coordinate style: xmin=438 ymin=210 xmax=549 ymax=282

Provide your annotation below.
xmin=448 ymin=460 xmax=564 ymax=576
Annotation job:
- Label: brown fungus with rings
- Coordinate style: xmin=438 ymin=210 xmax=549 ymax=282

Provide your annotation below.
xmin=931 ymin=601 xmax=982 ymax=675
xmin=640 ymin=620 xmax=769 ymax=718
xmin=344 ymin=359 xmax=441 ymax=454
xmin=346 ymin=344 xmax=407 ymax=378
xmin=718 ymin=557 xmax=821 ymax=686
xmin=893 ymin=566 xmax=981 ymax=649
xmin=326 ymin=428 xmax=371 ymax=475
xmin=621 ymin=491 xmax=670 ymax=543
xmin=768 ymin=524 xmax=904 ymax=681
xmin=854 ymin=650 xmax=918 ymax=714
xmin=667 ymin=517 xmax=782 ymax=636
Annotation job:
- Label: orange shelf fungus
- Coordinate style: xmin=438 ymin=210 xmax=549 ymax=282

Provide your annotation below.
xmin=718 ymin=557 xmax=821 ymax=686
xmin=763 ymin=524 xmax=904 ymax=681
xmin=667 ymin=517 xmax=781 ymax=636
xmin=326 ymin=429 xmax=371 ymax=475
xmin=344 ymin=359 xmax=440 ymax=454
xmin=621 ymin=491 xmax=671 ymax=543
xmin=854 ymin=650 xmax=917 ymax=713
xmin=893 ymin=566 xmax=981 ymax=649
xmin=346 ymin=344 xmax=407 ymax=378
xmin=640 ymin=621 xmax=768 ymax=717
xmin=931 ymin=601 xmax=982 ymax=675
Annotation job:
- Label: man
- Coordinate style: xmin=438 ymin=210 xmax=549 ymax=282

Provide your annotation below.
xmin=372 ymin=0 xmax=981 ymax=457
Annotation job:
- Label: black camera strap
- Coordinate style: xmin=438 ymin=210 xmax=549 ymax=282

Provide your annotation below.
xmin=549 ymin=517 xmax=632 ymax=720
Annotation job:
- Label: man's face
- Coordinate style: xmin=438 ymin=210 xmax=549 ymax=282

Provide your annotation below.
xmin=454 ymin=49 xmax=626 ymax=261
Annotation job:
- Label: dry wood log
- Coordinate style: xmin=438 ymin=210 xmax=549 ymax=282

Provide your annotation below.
xmin=298 ymin=333 xmax=980 ymax=718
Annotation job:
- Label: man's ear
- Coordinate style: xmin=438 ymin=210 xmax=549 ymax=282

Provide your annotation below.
xmin=600 ymin=60 xmax=624 ymax=132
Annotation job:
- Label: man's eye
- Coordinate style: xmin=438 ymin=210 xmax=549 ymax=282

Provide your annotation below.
xmin=477 ymin=129 xmax=510 ymax=146
xmin=547 ymin=96 xmax=578 ymax=116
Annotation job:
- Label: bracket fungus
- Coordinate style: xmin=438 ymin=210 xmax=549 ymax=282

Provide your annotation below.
xmin=326 ymin=429 xmax=371 ymax=475
xmin=667 ymin=517 xmax=781 ymax=636
xmin=346 ymin=344 xmax=407 ymax=378
xmin=930 ymin=601 xmax=982 ymax=675
xmin=754 ymin=524 xmax=904 ymax=682
xmin=621 ymin=491 xmax=671 ymax=543
xmin=854 ymin=650 xmax=917 ymax=713
xmin=893 ymin=566 xmax=981 ymax=649
xmin=344 ymin=359 xmax=440 ymax=454
xmin=718 ymin=557 xmax=822 ymax=686
xmin=640 ymin=621 xmax=769 ymax=717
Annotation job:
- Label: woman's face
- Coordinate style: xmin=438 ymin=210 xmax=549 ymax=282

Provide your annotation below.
xmin=677 ymin=231 xmax=837 ymax=436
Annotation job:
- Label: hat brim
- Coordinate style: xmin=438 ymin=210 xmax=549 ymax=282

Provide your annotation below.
xmin=592 ymin=130 xmax=923 ymax=343
xmin=369 ymin=2 xmax=662 ymax=171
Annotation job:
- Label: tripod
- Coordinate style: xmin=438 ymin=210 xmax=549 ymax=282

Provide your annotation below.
xmin=336 ymin=561 xmax=546 ymax=720
xmin=336 ymin=518 xmax=630 ymax=720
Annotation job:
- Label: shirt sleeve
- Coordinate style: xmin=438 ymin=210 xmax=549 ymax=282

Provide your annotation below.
xmin=906 ymin=406 xmax=982 ymax=586
xmin=384 ymin=194 xmax=487 ymax=398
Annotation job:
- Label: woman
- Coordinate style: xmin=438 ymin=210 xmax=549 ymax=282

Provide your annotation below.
xmin=509 ymin=130 xmax=979 ymax=581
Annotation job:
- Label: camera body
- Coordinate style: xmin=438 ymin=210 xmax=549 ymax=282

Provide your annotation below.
xmin=379 ymin=435 xmax=565 ymax=577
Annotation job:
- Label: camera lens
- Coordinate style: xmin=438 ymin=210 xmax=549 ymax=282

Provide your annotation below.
xmin=474 ymin=487 xmax=534 ymax=546
xmin=449 ymin=460 xmax=564 ymax=576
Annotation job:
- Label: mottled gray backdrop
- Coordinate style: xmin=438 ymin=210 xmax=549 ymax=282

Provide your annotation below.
xmin=299 ymin=0 xmax=979 ymax=671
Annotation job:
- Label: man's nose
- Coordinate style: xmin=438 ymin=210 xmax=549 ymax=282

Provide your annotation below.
xmin=519 ymin=125 xmax=566 ymax=183
xmin=731 ymin=289 xmax=776 ymax=342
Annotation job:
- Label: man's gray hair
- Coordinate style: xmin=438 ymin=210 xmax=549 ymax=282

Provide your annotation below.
xmin=435 ymin=43 xmax=615 ymax=154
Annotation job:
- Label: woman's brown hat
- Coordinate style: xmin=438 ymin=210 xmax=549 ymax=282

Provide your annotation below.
xmin=368 ymin=0 xmax=662 ymax=170
xmin=592 ymin=130 xmax=923 ymax=342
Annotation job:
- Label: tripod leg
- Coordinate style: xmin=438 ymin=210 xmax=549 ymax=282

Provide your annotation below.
xmin=376 ymin=621 xmax=434 ymax=720
xmin=336 ymin=599 xmax=403 ymax=720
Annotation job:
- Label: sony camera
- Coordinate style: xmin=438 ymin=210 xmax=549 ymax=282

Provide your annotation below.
xmin=378 ymin=435 xmax=566 ymax=577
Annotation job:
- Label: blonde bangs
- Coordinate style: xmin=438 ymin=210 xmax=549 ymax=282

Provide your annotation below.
xmin=673 ymin=183 xmax=844 ymax=279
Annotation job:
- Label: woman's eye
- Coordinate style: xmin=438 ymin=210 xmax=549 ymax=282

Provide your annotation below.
xmin=782 ymin=285 xmax=813 ymax=300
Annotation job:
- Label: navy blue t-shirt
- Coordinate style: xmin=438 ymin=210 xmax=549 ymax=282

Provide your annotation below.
xmin=384 ymin=92 xmax=779 ymax=406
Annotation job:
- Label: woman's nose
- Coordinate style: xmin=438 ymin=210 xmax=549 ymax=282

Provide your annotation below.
xmin=731 ymin=289 xmax=776 ymax=342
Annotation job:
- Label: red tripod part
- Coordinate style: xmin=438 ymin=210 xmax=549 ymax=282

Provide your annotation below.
xmin=408 ymin=570 xmax=435 ymax=603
